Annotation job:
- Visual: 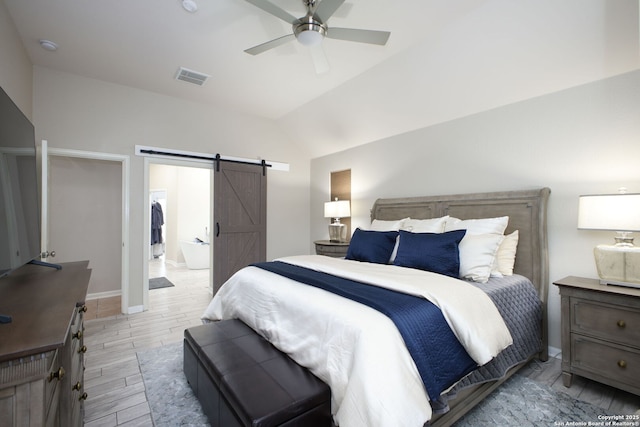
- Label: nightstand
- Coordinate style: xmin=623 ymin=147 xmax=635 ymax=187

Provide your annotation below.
xmin=553 ymin=276 xmax=640 ymax=396
xmin=314 ymin=240 xmax=350 ymax=258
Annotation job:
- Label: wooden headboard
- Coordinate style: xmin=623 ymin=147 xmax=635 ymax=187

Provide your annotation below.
xmin=371 ymin=188 xmax=551 ymax=356
xmin=370 ymin=188 xmax=551 ymax=307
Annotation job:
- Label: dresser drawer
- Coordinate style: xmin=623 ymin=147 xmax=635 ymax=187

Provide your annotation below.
xmin=45 ymin=380 xmax=60 ymax=427
xmin=572 ymin=299 xmax=640 ymax=348
xmin=572 ymin=335 xmax=640 ymax=390
xmin=45 ymin=349 xmax=61 ymax=415
xmin=60 ymin=307 xmax=86 ymax=427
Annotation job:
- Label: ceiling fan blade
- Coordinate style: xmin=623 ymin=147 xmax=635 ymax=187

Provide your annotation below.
xmin=310 ymin=44 xmax=330 ymax=75
xmin=244 ymin=34 xmax=295 ymax=55
xmin=244 ymin=0 xmax=298 ymax=24
xmin=326 ymin=27 xmax=390 ymax=45
xmin=313 ymin=0 xmax=345 ymax=23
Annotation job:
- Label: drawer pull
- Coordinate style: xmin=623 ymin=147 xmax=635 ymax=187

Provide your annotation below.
xmin=79 ymin=392 xmax=88 ymax=401
xmin=617 ymin=359 xmax=627 ymax=369
xmin=72 ymin=330 xmax=83 ymax=339
xmin=616 ymin=320 xmax=626 ymax=328
xmin=79 ymin=305 xmax=88 ymax=313
xmin=48 ymin=367 xmax=65 ymax=382
xmin=73 ymin=381 xmax=82 ymax=391
xmin=78 ymin=345 xmax=87 ymax=354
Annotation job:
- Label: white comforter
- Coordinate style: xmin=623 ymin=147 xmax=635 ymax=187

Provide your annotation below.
xmin=202 ymin=255 xmax=512 ymax=427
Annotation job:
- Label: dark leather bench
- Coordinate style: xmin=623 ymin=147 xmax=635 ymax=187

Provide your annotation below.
xmin=183 ymin=319 xmax=332 ymax=427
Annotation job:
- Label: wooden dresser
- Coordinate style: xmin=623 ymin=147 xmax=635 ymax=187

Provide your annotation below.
xmin=0 ymin=261 xmax=91 ymax=427
xmin=554 ymin=276 xmax=640 ymax=396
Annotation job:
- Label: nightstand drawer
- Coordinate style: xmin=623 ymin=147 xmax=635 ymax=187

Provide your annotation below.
xmin=573 ymin=299 xmax=640 ymax=347
xmin=573 ymin=336 xmax=640 ymax=389
xmin=314 ymin=240 xmax=349 ymax=258
xmin=319 ymin=245 xmax=347 ymax=256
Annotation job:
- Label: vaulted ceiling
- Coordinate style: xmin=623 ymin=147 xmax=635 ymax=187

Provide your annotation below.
xmin=4 ymin=0 xmax=640 ymax=157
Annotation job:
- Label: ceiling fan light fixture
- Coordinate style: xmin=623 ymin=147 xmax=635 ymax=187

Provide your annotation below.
xmin=294 ymin=21 xmax=326 ymax=46
xmin=296 ymin=29 xmax=323 ymax=46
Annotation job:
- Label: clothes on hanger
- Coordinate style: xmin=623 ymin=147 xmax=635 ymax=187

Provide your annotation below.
xmin=151 ymin=201 xmax=165 ymax=257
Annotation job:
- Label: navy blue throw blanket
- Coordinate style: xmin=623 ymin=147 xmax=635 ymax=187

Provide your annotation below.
xmin=251 ymin=261 xmax=478 ymax=399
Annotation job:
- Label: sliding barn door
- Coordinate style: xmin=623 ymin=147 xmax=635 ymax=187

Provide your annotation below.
xmin=213 ymin=161 xmax=266 ymax=294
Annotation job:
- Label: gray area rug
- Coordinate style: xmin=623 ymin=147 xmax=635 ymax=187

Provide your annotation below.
xmin=138 ymin=342 xmax=209 ymax=426
xmin=138 ymin=343 xmax=611 ymax=427
xmin=454 ymin=374 xmax=612 ymax=426
xmin=149 ymin=276 xmax=175 ymax=290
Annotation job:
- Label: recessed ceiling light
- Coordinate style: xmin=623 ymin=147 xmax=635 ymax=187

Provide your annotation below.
xmin=39 ymin=39 xmax=58 ymax=51
xmin=181 ymin=0 xmax=198 ymax=13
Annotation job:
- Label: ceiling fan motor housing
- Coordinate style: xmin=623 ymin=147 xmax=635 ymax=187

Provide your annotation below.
xmin=293 ymin=14 xmax=326 ymax=46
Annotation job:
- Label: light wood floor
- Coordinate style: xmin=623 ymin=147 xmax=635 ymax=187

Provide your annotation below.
xmin=82 ymin=262 xmax=640 ymax=426
xmin=83 ymin=260 xmax=211 ymax=427
xmin=84 ymin=295 xmax=123 ymax=320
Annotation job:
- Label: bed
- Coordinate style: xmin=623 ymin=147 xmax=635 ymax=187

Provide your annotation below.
xmin=202 ymin=187 xmax=551 ymax=427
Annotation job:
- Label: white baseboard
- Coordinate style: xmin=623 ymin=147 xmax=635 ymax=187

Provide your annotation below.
xmin=127 ymin=305 xmax=144 ymax=314
xmin=86 ymin=289 xmax=122 ymax=301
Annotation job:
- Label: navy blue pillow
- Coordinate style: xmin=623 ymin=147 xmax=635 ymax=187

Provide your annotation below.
xmin=393 ymin=230 xmax=466 ymax=278
xmin=345 ymin=228 xmax=399 ymax=264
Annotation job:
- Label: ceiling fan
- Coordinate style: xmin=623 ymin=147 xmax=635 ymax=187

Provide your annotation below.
xmin=243 ymin=0 xmax=391 ymax=72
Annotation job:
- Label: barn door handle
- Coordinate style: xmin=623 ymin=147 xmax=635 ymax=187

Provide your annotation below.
xmin=216 ymin=222 xmax=220 ymax=237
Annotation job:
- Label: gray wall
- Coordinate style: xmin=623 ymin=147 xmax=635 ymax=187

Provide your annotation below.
xmin=0 ymin=0 xmax=32 ymax=118
xmin=311 ymin=70 xmax=640 ymax=350
xmin=49 ymin=156 xmax=122 ymax=295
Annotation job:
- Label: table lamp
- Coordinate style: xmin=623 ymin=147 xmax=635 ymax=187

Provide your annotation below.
xmin=578 ymin=190 xmax=640 ymax=288
xmin=324 ymin=198 xmax=350 ymax=242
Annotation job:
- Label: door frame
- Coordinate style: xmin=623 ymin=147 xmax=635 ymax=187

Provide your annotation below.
xmin=142 ymin=156 xmax=214 ymax=310
xmin=41 ymin=141 xmax=131 ymax=313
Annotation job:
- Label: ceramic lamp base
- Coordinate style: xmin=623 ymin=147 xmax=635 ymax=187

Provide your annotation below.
xmin=594 ymin=244 xmax=640 ymax=289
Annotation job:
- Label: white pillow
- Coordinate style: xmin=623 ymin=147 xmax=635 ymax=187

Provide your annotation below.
xmin=491 ymin=230 xmax=519 ymax=276
xmin=459 ymin=233 xmax=504 ymax=283
xmin=445 ymin=216 xmax=509 ymax=235
xmin=402 ymin=216 xmax=448 ymax=233
xmin=369 ymin=218 xmax=407 ymax=231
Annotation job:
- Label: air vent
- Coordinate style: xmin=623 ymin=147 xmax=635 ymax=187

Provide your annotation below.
xmin=175 ymin=67 xmax=210 ymax=86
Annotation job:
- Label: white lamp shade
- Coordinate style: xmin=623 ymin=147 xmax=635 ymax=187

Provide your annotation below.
xmin=324 ymin=200 xmax=351 ymax=219
xmin=578 ymin=194 xmax=640 ymax=231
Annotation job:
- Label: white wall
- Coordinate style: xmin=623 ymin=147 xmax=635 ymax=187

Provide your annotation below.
xmin=176 ymin=166 xmax=210 ymax=247
xmin=280 ymin=0 xmax=640 ymax=159
xmin=311 ymin=69 xmax=640 ymax=350
xmin=33 ymin=67 xmax=311 ymax=310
